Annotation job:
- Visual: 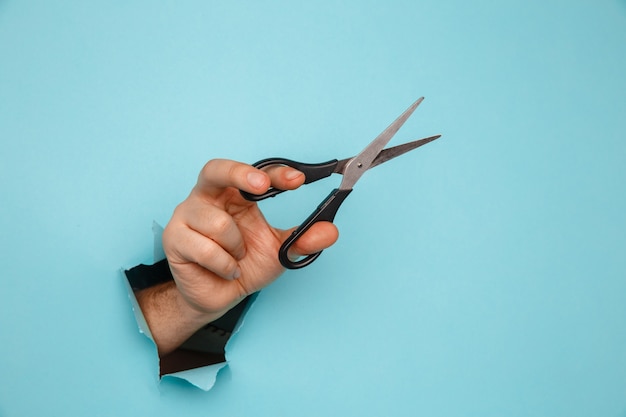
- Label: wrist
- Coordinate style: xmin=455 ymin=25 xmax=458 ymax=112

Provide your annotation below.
xmin=137 ymin=281 xmax=219 ymax=356
xmin=172 ymin=285 xmax=225 ymax=331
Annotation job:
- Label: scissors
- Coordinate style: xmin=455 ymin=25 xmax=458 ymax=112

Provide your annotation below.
xmin=241 ymin=97 xmax=440 ymax=269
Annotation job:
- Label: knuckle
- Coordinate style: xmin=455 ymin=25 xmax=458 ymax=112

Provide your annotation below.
xmin=209 ymin=211 xmax=233 ymax=236
xmin=201 ymin=159 xmax=219 ymax=174
xmin=198 ymin=159 xmax=225 ymax=182
xmin=200 ymin=239 xmax=220 ymax=260
xmin=197 ymin=245 xmax=238 ymax=278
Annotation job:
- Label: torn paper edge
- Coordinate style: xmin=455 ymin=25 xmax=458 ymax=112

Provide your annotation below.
xmin=122 ymin=221 xmax=256 ymax=391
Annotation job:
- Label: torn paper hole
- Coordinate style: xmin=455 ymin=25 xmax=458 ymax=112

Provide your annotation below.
xmin=123 ymin=222 xmax=256 ymax=390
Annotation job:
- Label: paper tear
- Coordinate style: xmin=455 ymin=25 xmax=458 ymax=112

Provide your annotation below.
xmin=152 ymin=221 xmax=165 ymax=262
xmin=162 ymin=363 xmax=226 ymax=390
xmin=123 ymin=223 xmax=255 ymax=391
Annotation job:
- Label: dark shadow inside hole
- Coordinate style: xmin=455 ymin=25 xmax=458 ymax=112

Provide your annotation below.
xmin=125 ymin=259 xmax=253 ymax=376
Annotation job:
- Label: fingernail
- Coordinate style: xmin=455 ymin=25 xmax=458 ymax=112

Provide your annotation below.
xmin=285 ymin=169 xmax=303 ymax=180
xmin=233 ymin=267 xmax=242 ymax=280
xmin=247 ymin=172 xmax=267 ymax=189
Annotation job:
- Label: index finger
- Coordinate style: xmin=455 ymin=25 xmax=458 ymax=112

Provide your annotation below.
xmin=196 ymin=159 xmax=271 ymax=198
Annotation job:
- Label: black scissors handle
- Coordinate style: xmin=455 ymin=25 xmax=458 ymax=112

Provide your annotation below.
xmin=240 ymin=157 xmax=338 ymax=201
xmin=239 ymin=157 xmax=351 ymax=269
xmin=278 ymin=188 xmax=352 ymax=269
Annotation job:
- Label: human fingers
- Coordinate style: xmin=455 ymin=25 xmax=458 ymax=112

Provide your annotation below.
xmin=168 ymin=261 xmax=244 ymax=314
xmin=196 ymin=159 xmax=271 ymax=198
xmin=177 ymin=199 xmax=246 ymax=260
xmin=262 ymin=165 xmax=306 ymax=191
xmin=279 ymin=221 xmax=339 ymax=260
xmin=164 ymin=224 xmax=241 ymax=281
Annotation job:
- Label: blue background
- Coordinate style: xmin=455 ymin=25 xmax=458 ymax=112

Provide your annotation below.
xmin=1 ymin=1 xmax=625 ymax=416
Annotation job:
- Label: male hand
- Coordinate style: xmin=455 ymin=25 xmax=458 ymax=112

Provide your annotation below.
xmin=138 ymin=159 xmax=338 ymax=354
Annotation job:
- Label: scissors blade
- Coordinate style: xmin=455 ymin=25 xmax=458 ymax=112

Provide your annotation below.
xmin=334 ymin=134 xmax=441 ymax=174
xmin=368 ymin=134 xmax=441 ymax=169
xmin=339 ymin=97 xmax=424 ymax=190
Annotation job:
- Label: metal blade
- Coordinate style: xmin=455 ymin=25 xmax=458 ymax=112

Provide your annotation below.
xmin=334 ymin=134 xmax=441 ymax=174
xmin=369 ymin=134 xmax=441 ymax=169
xmin=338 ymin=97 xmax=424 ymax=190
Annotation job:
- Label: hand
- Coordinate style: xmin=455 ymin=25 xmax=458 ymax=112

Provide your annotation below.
xmin=138 ymin=159 xmax=339 ymax=354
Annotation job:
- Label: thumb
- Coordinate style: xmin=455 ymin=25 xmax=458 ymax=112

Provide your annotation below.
xmin=278 ymin=221 xmax=339 ymax=261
